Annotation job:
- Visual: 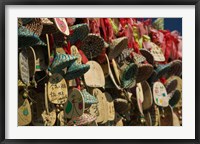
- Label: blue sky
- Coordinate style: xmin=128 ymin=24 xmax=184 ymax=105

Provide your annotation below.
xmin=152 ymin=18 xmax=182 ymax=35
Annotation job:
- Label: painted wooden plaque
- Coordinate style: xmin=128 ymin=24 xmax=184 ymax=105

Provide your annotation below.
xmin=153 ymin=82 xmax=169 ymax=107
xmin=54 ymin=18 xmax=69 ymax=36
xmin=64 ymin=88 xmax=85 ymax=119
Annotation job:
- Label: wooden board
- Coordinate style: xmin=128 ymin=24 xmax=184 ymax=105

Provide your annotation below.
xmin=153 ymin=82 xmax=169 ymax=107
xmin=84 ymin=61 xmax=105 ymax=87
xmin=54 ymin=18 xmax=69 ymax=36
xmin=70 ymin=45 xmax=82 ymax=64
xmin=19 ymin=50 xmax=30 ymax=85
xmin=92 ymin=88 xmax=106 ymax=124
xmin=18 ymin=91 xmax=32 ymax=126
xmin=48 ymin=73 xmax=68 ymax=104
xmin=64 ymin=88 xmax=85 ymax=119
xmin=105 ymin=92 xmax=115 ymax=121
xmin=150 ymin=42 xmax=165 ymax=62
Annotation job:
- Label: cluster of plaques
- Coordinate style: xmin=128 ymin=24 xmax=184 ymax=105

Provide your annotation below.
xmin=18 ymin=18 xmax=182 ymax=126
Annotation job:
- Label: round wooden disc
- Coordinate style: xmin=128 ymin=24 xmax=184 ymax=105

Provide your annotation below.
xmin=27 ymin=47 xmax=36 ymax=78
xmin=18 ymin=91 xmax=32 ymax=126
xmin=64 ymin=88 xmax=85 ymax=119
xmin=105 ymin=92 xmax=115 ymax=121
xmin=153 ymin=82 xmax=169 ymax=107
xmin=136 ymin=83 xmax=144 ymax=115
xmin=70 ymin=45 xmax=82 ymax=64
xmin=92 ymin=88 xmax=106 ymax=124
xmin=54 ymin=18 xmax=69 ymax=36
xmin=19 ymin=50 xmax=30 ymax=85
xmin=48 ymin=73 xmax=68 ymax=104
xmin=150 ymin=42 xmax=165 ymax=62
xmin=84 ymin=61 xmax=105 ymax=87
xmin=31 ymin=92 xmax=56 ymax=126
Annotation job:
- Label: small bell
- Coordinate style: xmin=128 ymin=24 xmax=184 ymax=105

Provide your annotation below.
xmin=60 ymin=104 xmax=64 ymax=109
xmin=57 ymin=109 xmax=60 ymax=113
xmin=161 ymin=114 xmax=165 ymax=118
xmin=23 ymin=90 xmax=29 ymax=99
xmin=140 ymin=118 xmax=146 ymax=124
xmin=161 ymin=108 xmax=165 ymax=118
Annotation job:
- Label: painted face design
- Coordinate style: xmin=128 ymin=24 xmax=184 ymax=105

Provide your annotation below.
xmin=64 ymin=88 xmax=85 ymax=119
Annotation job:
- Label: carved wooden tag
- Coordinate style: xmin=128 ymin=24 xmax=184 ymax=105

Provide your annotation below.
xmin=48 ymin=73 xmax=68 ymax=104
xmin=150 ymin=42 xmax=165 ymax=62
xmin=19 ymin=50 xmax=30 ymax=85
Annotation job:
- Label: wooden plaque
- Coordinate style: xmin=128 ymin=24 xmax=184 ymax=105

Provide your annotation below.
xmin=18 ymin=91 xmax=32 ymax=126
xmin=48 ymin=73 xmax=68 ymax=104
xmin=84 ymin=61 xmax=105 ymax=87
xmin=153 ymin=82 xmax=169 ymax=107
xmin=19 ymin=50 xmax=30 ymax=85
xmin=64 ymin=88 xmax=85 ymax=119
xmin=54 ymin=18 xmax=69 ymax=36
